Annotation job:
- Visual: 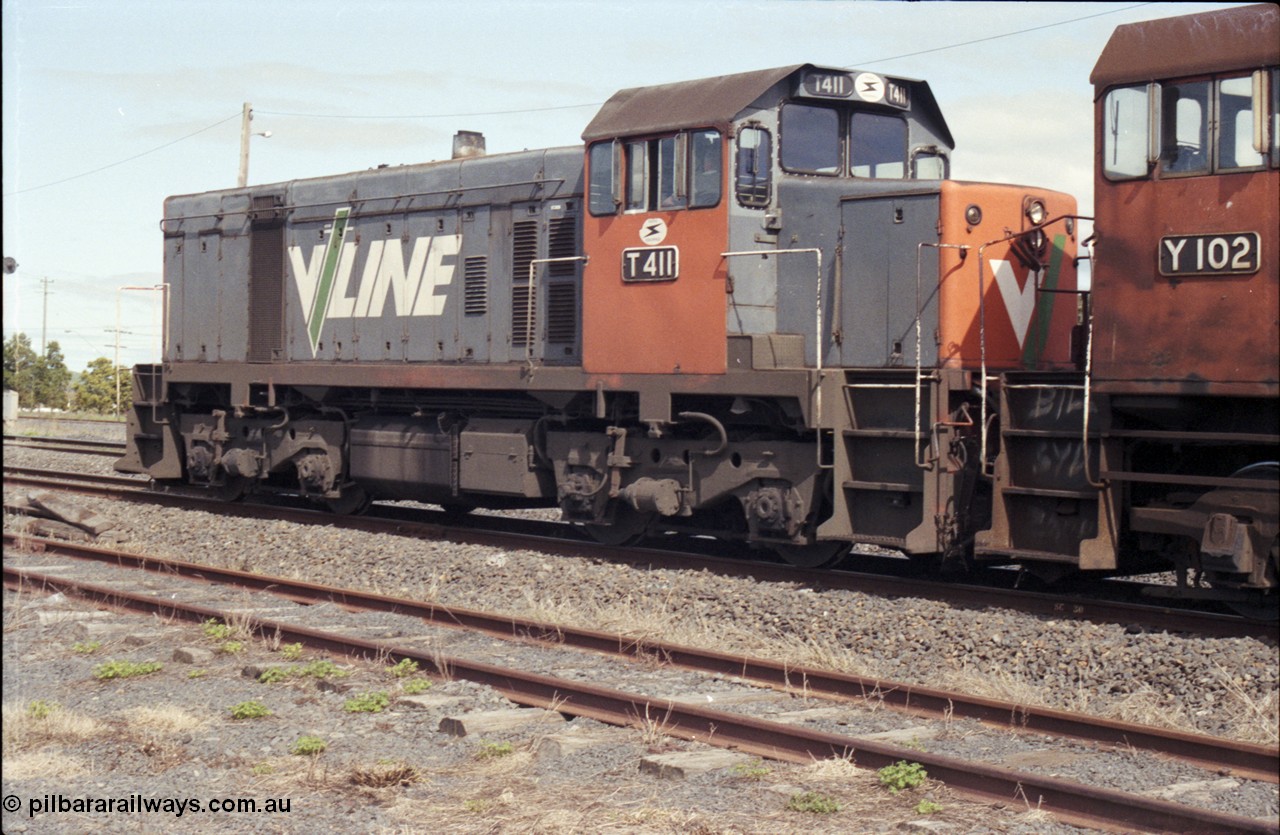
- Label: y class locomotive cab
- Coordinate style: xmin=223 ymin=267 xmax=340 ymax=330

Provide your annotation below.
xmin=980 ymin=5 xmax=1279 ymax=610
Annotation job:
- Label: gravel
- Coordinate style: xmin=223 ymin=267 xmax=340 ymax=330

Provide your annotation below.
xmin=4 ymin=418 xmax=1278 ymax=832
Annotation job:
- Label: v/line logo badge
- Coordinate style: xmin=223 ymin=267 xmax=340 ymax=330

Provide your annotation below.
xmin=289 ymin=207 xmax=461 ymax=357
xmin=990 ymin=233 xmax=1066 ymax=361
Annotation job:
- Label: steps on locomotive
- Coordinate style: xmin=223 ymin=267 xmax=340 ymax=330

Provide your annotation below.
xmin=825 ymin=369 xmax=939 ymax=552
xmin=976 ymin=373 xmax=1108 ymax=564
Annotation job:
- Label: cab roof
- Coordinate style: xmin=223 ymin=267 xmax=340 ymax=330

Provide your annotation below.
xmin=1091 ymin=3 xmax=1279 ymax=89
xmin=582 ymin=63 xmax=953 ymax=147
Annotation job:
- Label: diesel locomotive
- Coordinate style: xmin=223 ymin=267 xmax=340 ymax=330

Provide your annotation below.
xmin=117 ymin=4 xmax=1278 ymax=611
xmin=977 ymin=3 xmax=1279 ymax=612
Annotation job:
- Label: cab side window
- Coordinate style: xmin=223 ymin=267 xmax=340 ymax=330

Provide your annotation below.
xmin=1102 ymin=84 xmax=1151 ymax=180
xmin=586 ymin=131 xmax=721 ymax=214
xmin=689 ymin=130 xmax=722 ymax=208
xmin=1161 ymin=80 xmax=1211 ymax=175
xmin=735 ymin=127 xmax=772 ymax=208
xmin=588 ymin=141 xmax=619 ymax=215
xmin=1218 ymin=75 xmax=1265 ymax=170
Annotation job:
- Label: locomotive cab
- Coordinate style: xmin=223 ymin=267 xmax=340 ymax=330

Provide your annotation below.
xmin=979 ymin=4 xmax=1279 ymax=609
xmin=576 ymin=64 xmax=1078 ymax=559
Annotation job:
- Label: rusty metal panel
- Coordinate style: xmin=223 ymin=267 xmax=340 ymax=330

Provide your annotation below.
xmin=1091 ymin=154 xmax=1279 ymax=390
xmin=1091 ymin=4 xmax=1279 ymax=88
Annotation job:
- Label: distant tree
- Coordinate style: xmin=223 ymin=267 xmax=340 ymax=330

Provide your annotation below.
xmin=74 ymin=357 xmax=132 ymax=414
xmin=31 ymin=341 xmax=72 ymax=410
xmin=3 ymin=332 xmax=39 ymax=406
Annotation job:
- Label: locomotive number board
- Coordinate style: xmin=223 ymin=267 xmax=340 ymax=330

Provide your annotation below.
xmin=622 ymin=246 xmax=679 ymax=282
xmin=1159 ymin=232 xmax=1260 ymax=277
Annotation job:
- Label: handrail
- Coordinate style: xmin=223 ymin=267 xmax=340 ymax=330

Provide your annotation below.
xmin=523 ymin=255 xmax=589 ymax=377
xmin=916 ymin=242 xmax=969 ymax=469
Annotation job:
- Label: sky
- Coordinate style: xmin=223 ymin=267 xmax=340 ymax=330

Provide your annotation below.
xmin=1 ymin=0 xmax=1246 ymax=373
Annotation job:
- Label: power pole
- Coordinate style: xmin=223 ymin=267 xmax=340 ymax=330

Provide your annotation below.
xmin=238 ymin=102 xmax=253 ymax=188
xmin=40 ymin=276 xmax=52 ymax=355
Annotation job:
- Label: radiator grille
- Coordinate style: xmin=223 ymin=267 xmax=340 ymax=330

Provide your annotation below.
xmin=463 ymin=256 xmax=488 ymax=316
xmin=548 ymin=216 xmax=578 ymax=276
xmin=512 ymin=220 xmax=538 ymax=283
xmin=511 ymin=285 xmax=534 ymax=347
xmin=511 ymin=220 xmax=538 ymax=346
xmin=546 ymin=282 xmax=577 ymax=344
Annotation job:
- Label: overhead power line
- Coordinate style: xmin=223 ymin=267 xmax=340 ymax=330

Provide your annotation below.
xmin=4 ymin=111 xmax=242 ymax=197
xmin=850 ymin=2 xmax=1154 ymax=67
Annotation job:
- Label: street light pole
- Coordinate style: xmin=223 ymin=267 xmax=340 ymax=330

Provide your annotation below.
xmin=237 ymin=103 xmax=271 ymax=188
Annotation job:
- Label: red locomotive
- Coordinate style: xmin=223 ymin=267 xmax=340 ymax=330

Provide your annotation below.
xmin=977 ymin=3 xmax=1279 ymax=613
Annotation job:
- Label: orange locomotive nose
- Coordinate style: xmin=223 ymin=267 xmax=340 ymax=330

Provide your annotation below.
xmin=937 ymin=181 xmax=1079 ymax=372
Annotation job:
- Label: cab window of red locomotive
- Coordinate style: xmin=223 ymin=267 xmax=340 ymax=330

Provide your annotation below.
xmin=1160 ymin=80 xmax=1211 ymax=176
xmin=657 ymin=135 xmax=687 ymax=209
xmin=626 ymin=140 xmax=649 ymax=212
xmin=735 ymin=127 xmax=772 ymax=208
xmin=1217 ymin=75 xmax=1266 ymax=171
xmin=850 ymin=112 xmax=907 ymax=178
xmin=1102 ymin=84 xmax=1151 ymax=180
xmin=588 ymin=141 xmax=618 ymax=216
xmin=780 ymin=103 xmax=840 ymax=174
xmin=689 ymin=130 xmax=722 ymax=208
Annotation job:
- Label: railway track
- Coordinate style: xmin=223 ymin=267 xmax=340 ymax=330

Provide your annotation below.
xmin=6 ymin=530 xmax=1275 ymax=784
xmin=5 ymin=547 xmax=1277 ymax=834
xmin=5 ymin=464 xmax=1275 ymax=643
xmin=2 ymin=434 xmax=126 ymax=457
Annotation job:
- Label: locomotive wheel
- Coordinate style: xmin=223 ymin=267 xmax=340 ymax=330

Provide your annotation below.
xmin=325 ymin=484 xmax=372 ymax=516
xmin=208 ymin=476 xmax=250 ymax=503
xmin=772 ymin=541 xmax=849 ymax=569
xmin=584 ymin=506 xmax=652 ymax=546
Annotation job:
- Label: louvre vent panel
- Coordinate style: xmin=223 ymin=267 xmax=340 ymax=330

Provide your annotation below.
xmin=512 ymin=220 xmax=538 ymax=284
xmin=546 ymin=283 xmax=577 ymax=344
xmin=464 ymin=256 xmax=488 ymax=316
xmin=511 ymin=285 xmax=534 ymax=347
xmin=548 ymin=217 xmax=578 ymax=275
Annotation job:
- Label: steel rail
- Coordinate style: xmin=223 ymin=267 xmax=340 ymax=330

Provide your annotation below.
xmin=5 ymin=564 xmax=1275 ymax=835
xmin=3 ymin=434 xmax=127 ymax=449
xmin=5 ymin=465 xmax=1275 ymax=644
xmin=7 ymin=532 xmax=1277 ymax=785
xmin=2 ymin=436 xmax=126 ymax=456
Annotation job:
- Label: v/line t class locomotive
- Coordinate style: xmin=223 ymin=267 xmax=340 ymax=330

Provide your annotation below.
xmin=117 ymin=4 xmax=1278 ymax=611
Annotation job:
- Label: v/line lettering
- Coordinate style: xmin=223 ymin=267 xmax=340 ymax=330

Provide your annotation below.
xmin=289 ymin=208 xmax=461 ymax=356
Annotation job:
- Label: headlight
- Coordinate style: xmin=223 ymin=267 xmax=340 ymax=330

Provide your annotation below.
xmin=1026 ymin=200 xmax=1046 ymax=226
xmin=965 ymin=204 xmax=983 ymax=226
